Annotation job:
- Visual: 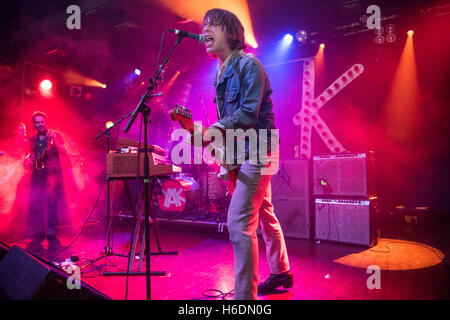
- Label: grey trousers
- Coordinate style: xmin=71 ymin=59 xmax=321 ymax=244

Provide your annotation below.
xmin=28 ymin=170 xmax=61 ymax=241
xmin=227 ymin=161 xmax=290 ymax=300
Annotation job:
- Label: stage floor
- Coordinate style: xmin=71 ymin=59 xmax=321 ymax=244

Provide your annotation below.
xmin=3 ymin=217 xmax=449 ymax=300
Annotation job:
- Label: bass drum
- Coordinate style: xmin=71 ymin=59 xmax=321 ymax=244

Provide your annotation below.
xmin=157 ymin=177 xmax=199 ymax=213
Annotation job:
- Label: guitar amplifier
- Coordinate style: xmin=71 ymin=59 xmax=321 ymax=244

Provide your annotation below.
xmin=314 ymin=197 xmax=377 ymax=246
xmin=270 ymin=159 xmax=311 ymax=239
xmin=313 ymin=152 xmax=375 ymax=197
xmin=106 ymin=151 xmax=180 ymax=178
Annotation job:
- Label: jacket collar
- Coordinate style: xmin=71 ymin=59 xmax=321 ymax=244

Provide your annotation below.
xmin=214 ymin=50 xmax=243 ymax=87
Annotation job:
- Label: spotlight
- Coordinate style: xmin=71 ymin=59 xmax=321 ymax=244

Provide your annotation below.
xmin=39 ymin=79 xmax=53 ymax=97
xmin=374 ymin=26 xmax=384 ymax=36
xmin=105 ymin=121 xmax=114 ymax=129
xmin=134 ymin=68 xmax=141 ymax=76
xmin=319 ymin=43 xmax=325 ymax=49
xmin=39 ymin=79 xmax=52 ymax=90
xmin=295 ymin=30 xmax=308 ymax=43
xmin=282 ymin=33 xmax=294 ymax=44
xmin=407 ymin=30 xmax=414 ymax=37
xmin=386 ymin=33 xmax=397 ymax=43
xmin=386 ymin=24 xmax=396 ymax=34
xmin=374 ymin=35 xmax=385 ymax=44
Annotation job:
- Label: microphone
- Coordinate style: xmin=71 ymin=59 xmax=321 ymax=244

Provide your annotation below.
xmin=168 ymin=29 xmax=205 ymax=43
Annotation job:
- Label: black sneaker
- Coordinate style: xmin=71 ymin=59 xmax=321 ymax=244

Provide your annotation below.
xmin=257 ymin=271 xmax=294 ymax=294
xmin=25 ymin=239 xmax=44 ymax=253
xmin=47 ymin=235 xmax=61 ymax=249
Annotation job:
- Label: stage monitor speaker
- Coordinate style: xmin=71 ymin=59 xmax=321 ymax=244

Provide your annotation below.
xmin=314 ymin=197 xmax=377 ymax=246
xmin=0 ymin=245 xmax=110 ymax=300
xmin=313 ymin=152 xmax=375 ymax=197
xmin=270 ymin=159 xmax=311 ymax=239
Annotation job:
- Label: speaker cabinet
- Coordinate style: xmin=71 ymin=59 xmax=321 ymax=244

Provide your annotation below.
xmin=270 ymin=159 xmax=311 ymax=239
xmin=314 ymin=197 xmax=377 ymax=246
xmin=0 ymin=245 xmax=109 ymax=300
xmin=313 ymin=152 xmax=375 ymax=197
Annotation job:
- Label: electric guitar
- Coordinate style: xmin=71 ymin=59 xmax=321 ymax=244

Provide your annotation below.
xmin=31 ymin=137 xmax=54 ymax=171
xmin=169 ymin=104 xmax=237 ymax=180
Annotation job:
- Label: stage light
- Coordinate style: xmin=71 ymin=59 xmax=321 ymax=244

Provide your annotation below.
xmin=134 ymin=68 xmax=141 ymax=76
xmin=295 ymin=30 xmax=308 ymax=43
xmin=161 ymin=70 xmax=181 ymax=95
xmin=386 ymin=24 xmax=396 ymax=34
xmin=315 ymin=41 xmax=326 ymax=83
xmin=282 ymin=33 xmax=294 ymax=44
xmin=39 ymin=79 xmax=53 ymax=98
xmin=39 ymin=79 xmax=52 ymax=90
xmin=385 ymin=27 xmax=418 ymax=140
xmin=63 ymin=70 xmax=107 ymax=89
xmin=374 ymin=26 xmax=384 ymax=36
xmin=386 ymin=33 xmax=397 ymax=43
xmin=105 ymin=121 xmax=114 ymax=129
xmin=156 ymin=0 xmax=258 ymax=48
xmin=407 ymin=30 xmax=414 ymax=36
xmin=374 ymin=35 xmax=385 ymax=44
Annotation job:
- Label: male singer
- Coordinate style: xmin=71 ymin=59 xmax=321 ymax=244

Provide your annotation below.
xmin=200 ymin=9 xmax=293 ymax=299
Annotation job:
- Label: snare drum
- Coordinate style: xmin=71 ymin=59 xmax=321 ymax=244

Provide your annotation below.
xmin=157 ymin=177 xmax=199 ymax=212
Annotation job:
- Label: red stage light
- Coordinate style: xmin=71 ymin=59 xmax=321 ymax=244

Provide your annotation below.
xmin=39 ymin=79 xmax=52 ymax=90
xmin=105 ymin=121 xmax=114 ymax=129
xmin=39 ymin=79 xmax=53 ymax=98
xmin=407 ymin=30 xmax=414 ymax=36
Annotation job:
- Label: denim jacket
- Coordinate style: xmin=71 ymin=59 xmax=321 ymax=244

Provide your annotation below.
xmin=214 ymin=50 xmax=275 ymax=131
xmin=213 ymin=50 xmax=276 ymax=164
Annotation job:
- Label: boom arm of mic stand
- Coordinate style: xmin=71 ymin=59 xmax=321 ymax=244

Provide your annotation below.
xmin=123 ymin=34 xmax=182 ymax=133
xmin=121 ymin=32 xmax=184 ymax=300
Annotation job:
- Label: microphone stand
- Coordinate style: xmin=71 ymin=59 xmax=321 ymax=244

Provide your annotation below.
xmin=199 ymin=90 xmax=210 ymax=216
xmin=122 ymin=32 xmax=184 ymax=301
xmin=80 ymin=112 xmax=135 ymax=273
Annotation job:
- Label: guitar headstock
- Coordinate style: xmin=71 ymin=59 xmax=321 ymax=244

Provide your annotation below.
xmin=170 ymin=104 xmax=194 ymax=132
xmin=171 ymin=104 xmax=191 ymax=119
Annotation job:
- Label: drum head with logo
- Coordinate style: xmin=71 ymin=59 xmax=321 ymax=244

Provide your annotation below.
xmin=157 ymin=178 xmax=198 ymax=213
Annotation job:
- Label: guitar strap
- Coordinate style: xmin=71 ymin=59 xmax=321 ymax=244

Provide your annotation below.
xmin=213 ymin=51 xmax=247 ymax=180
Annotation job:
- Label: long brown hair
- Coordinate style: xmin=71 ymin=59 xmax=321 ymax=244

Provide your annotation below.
xmin=202 ymin=9 xmax=246 ymax=51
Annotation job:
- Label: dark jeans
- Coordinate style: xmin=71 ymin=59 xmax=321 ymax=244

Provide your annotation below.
xmin=27 ymin=170 xmax=62 ymax=241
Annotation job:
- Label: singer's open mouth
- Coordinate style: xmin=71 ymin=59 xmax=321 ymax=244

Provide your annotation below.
xmin=205 ymin=35 xmax=214 ymax=45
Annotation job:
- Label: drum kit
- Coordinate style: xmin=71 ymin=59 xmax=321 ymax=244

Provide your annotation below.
xmin=155 ymin=166 xmax=230 ymax=220
xmin=149 ymin=97 xmax=231 ymax=220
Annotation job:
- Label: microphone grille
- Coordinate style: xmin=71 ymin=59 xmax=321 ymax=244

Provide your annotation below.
xmin=198 ymin=34 xmax=206 ymax=44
